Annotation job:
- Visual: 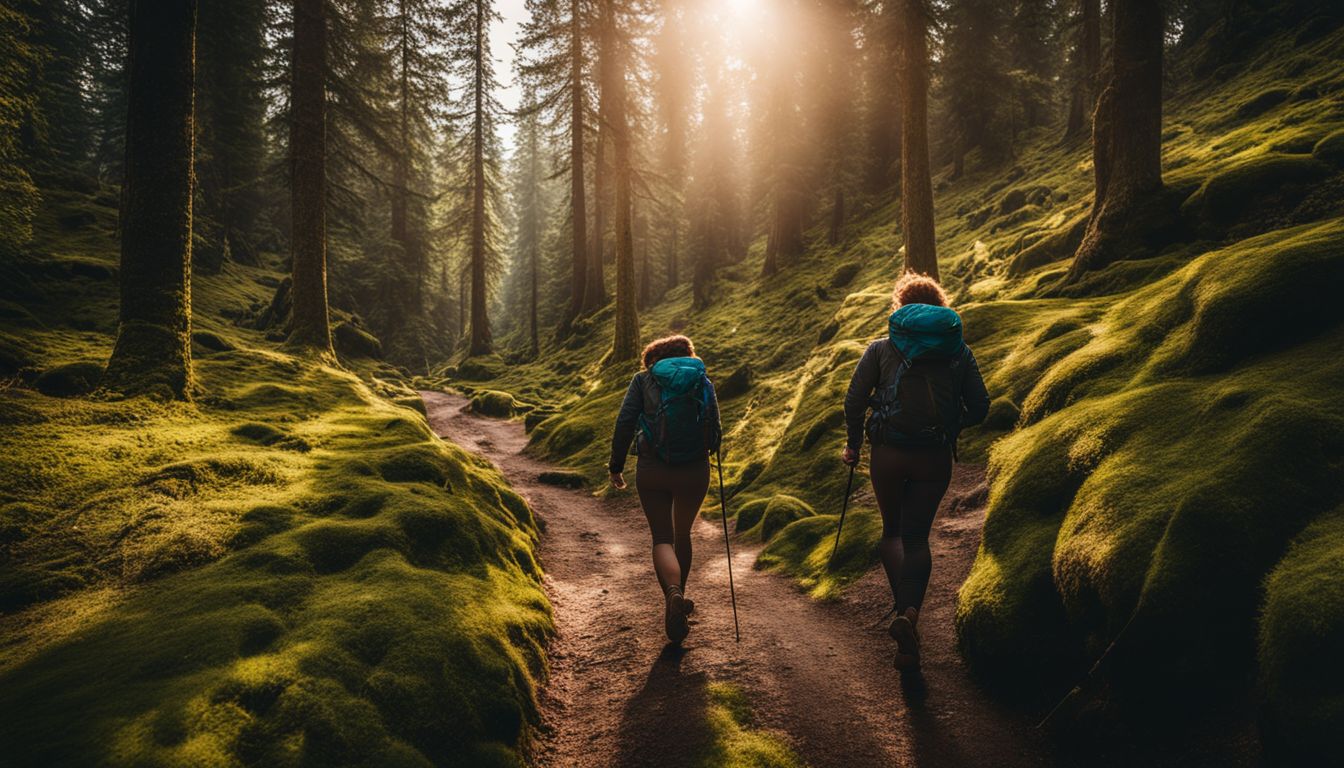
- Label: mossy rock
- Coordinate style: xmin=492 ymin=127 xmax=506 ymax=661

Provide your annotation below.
xmin=1181 ymin=154 xmax=1331 ymax=231
xmin=750 ymin=495 xmax=817 ymax=542
xmin=733 ymin=498 xmax=771 ymax=533
xmin=801 ymin=407 xmax=845 ymax=450
xmin=191 ymin=329 xmax=234 ymax=352
xmin=1009 ymin=213 xmax=1089 ymax=276
xmin=0 ymin=335 xmax=33 ymax=375
xmin=716 ymin=364 xmax=754 ymax=399
xmin=829 ymin=262 xmax=862 ymax=288
xmin=524 ymin=407 xmax=559 ymax=433
xmin=470 ymin=390 xmax=519 ymax=417
xmin=538 ymin=470 xmax=586 ymax=489
xmin=984 ymin=397 xmax=1021 ymax=431
xmin=34 ymin=361 xmax=103 ymax=397
xmin=333 ymin=320 xmax=383 ymax=359
xmin=1234 ymin=87 xmax=1291 ymax=119
xmin=1257 ymin=510 xmax=1344 ymax=763
xmin=817 ymin=320 xmax=840 ymax=344
xmin=393 ymin=395 xmax=427 ymax=416
xmin=1312 ymin=129 xmax=1344 ymax=167
xmin=232 ymin=421 xmax=286 ymax=446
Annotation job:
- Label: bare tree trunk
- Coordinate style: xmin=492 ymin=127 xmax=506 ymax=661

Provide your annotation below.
xmin=104 ymin=0 xmax=198 ymax=399
xmin=1067 ymin=0 xmax=1164 ymax=282
xmin=469 ymin=0 xmax=491 ymax=355
xmin=390 ymin=0 xmax=421 ymax=316
xmin=583 ymin=44 xmax=609 ymax=314
xmin=1064 ymin=0 xmax=1102 ymax=141
xmin=666 ymin=217 xmax=678 ymax=290
xmin=609 ymin=0 xmax=639 ymax=363
xmin=287 ymin=0 xmax=333 ymax=354
xmin=566 ymin=0 xmax=587 ymax=325
xmin=828 ymin=186 xmax=845 ymax=245
xmin=898 ymin=0 xmax=938 ymax=279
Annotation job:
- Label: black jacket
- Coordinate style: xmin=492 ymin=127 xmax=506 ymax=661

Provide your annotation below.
xmin=842 ymin=339 xmax=990 ymax=451
xmin=609 ymin=370 xmax=721 ymax=473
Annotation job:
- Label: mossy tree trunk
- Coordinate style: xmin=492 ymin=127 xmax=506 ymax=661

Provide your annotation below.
xmin=468 ymin=0 xmax=492 ymax=356
xmin=288 ymin=0 xmax=334 ymax=354
xmin=1064 ymin=0 xmax=1102 ymax=141
xmin=897 ymin=0 xmax=938 ymax=279
xmin=103 ymin=0 xmax=198 ymax=400
xmin=566 ymin=0 xmax=588 ymax=326
xmin=608 ymin=0 xmax=639 ymax=363
xmin=1067 ymin=0 xmax=1164 ymax=283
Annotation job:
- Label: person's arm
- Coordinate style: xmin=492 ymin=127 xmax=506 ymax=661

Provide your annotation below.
xmin=843 ymin=343 xmax=881 ymax=455
xmin=609 ymin=374 xmax=643 ymax=476
xmin=960 ymin=348 xmax=990 ymax=429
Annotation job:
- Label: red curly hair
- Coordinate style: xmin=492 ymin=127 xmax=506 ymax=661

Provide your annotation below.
xmin=641 ymin=334 xmax=696 ymax=369
xmin=891 ymin=272 xmax=948 ymax=310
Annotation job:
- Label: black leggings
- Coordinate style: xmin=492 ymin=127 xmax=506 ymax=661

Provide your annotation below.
xmin=635 ymin=456 xmax=710 ymax=592
xmin=869 ymin=444 xmax=953 ymax=612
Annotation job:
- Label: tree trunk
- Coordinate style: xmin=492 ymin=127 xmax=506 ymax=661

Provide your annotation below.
xmin=829 ymin=186 xmax=845 ymax=245
xmin=103 ymin=0 xmax=198 ymax=399
xmin=469 ymin=0 xmax=491 ymax=355
xmin=390 ymin=0 xmax=419 ymax=316
xmin=583 ymin=43 xmax=609 ymax=315
xmin=666 ymin=217 xmax=679 ymax=290
xmin=609 ymin=0 xmax=639 ymax=363
xmin=1064 ymin=0 xmax=1102 ymax=141
xmin=530 ymin=228 xmax=539 ymax=356
xmin=1067 ymin=0 xmax=1164 ymax=283
xmin=566 ymin=0 xmax=587 ymax=325
xmin=287 ymin=0 xmax=333 ymax=353
xmin=898 ymin=0 xmax=938 ymax=279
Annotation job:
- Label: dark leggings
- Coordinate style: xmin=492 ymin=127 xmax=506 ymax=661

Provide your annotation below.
xmin=869 ymin=444 xmax=953 ymax=612
xmin=635 ymin=456 xmax=710 ymax=593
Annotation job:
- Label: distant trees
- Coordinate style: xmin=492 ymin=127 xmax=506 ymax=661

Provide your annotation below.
xmin=896 ymin=0 xmax=938 ymax=278
xmin=446 ymin=0 xmax=506 ymax=356
xmin=0 ymin=3 xmax=40 ymax=257
xmin=1068 ymin=0 xmax=1165 ymax=282
xmin=604 ymin=0 xmax=640 ymax=362
xmin=287 ymin=0 xmax=334 ymax=354
xmin=102 ymin=0 xmax=198 ymax=398
xmin=1064 ymin=0 xmax=1102 ymax=141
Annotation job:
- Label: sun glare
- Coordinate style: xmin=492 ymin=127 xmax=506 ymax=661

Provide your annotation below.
xmin=725 ymin=0 xmax=764 ymax=21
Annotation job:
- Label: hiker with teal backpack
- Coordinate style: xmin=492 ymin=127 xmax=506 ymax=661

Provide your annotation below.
xmin=609 ymin=335 xmax=723 ymax=643
xmin=842 ymin=273 xmax=989 ymax=669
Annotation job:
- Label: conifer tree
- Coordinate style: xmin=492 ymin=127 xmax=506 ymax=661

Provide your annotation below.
xmin=102 ymin=0 xmax=198 ymax=399
xmin=653 ymin=0 xmax=690 ymax=291
xmin=757 ymin=2 xmax=807 ymax=278
xmin=939 ymin=0 xmax=1011 ymax=172
xmin=288 ymin=0 xmax=334 ymax=354
xmin=897 ymin=0 xmax=938 ymax=278
xmin=519 ymin=0 xmax=592 ymax=326
xmin=445 ymin=0 xmax=506 ymax=355
xmin=511 ymin=86 xmax=546 ymax=355
xmin=605 ymin=0 xmax=639 ymax=362
xmin=1064 ymin=0 xmax=1102 ymax=140
xmin=863 ymin=1 xmax=902 ymax=193
xmin=0 ymin=2 xmax=41 ymax=256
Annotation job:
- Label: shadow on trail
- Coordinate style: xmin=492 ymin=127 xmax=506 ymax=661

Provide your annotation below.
xmin=899 ymin=670 xmax=980 ymax=767
xmin=613 ymin=644 xmax=716 ymax=767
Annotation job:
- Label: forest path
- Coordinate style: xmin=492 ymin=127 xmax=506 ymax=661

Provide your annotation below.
xmin=424 ymin=392 xmax=1049 ymax=768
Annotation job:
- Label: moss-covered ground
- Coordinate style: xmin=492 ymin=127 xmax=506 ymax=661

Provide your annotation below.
xmin=0 ymin=191 xmax=553 ymax=766
xmin=444 ymin=23 xmax=1344 ymax=754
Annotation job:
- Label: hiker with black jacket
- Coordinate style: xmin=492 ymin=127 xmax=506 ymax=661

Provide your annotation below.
xmin=610 ymin=335 xmax=722 ymax=644
xmin=843 ymin=273 xmax=989 ymax=669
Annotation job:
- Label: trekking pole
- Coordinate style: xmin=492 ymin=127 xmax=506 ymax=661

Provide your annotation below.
xmin=829 ymin=463 xmax=857 ymax=567
xmin=715 ymin=446 xmax=740 ymax=642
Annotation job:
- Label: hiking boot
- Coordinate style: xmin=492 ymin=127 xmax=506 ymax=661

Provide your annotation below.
xmin=665 ymin=585 xmax=690 ymax=643
xmin=889 ymin=607 xmax=920 ymax=669
xmin=682 ymin=597 xmax=695 ymax=616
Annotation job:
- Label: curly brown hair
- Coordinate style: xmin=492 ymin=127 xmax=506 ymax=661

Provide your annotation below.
xmin=641 ymin=334 xmax=696 ymax=369
xmin=891 ymin=272 xmax=948 ymax=310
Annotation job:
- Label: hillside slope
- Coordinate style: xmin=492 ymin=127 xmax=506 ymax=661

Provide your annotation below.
xmin=441 ymin=22 xmax=1344 ymax=757
xmin=0 ymin=193 xmax=553 ymax=766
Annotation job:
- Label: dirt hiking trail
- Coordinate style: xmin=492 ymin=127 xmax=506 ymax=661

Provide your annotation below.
xmin=424 ymin=392 xmax=1048 ymax=768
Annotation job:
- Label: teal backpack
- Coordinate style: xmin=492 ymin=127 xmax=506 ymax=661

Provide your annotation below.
xmin=638 ymin=356 xmax=719 ymax=464
xmin=867 ymin=304 xmax=970 ymax=450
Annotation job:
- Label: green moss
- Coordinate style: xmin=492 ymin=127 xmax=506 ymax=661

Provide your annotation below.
xmin=333 ymin=320 xmax=383 ymax=359
xmin=1258 ymin=509 xmax=1344 ymax=763
xmin=470 ymin=389 xmax=520 ymax=418
xmin=740 ymin=495 xmax=816 ymax=542
xmin=1180 ymin=153 xmax=1331 ymax=233
xmin=1312 ymin=128 xmax=1344 ymax=167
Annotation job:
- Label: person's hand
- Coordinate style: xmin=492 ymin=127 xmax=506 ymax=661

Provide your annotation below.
xmin=841 ymin=447 xmax=859 ymax=467
xmin=609 ymin=471 xmax=627 ymax=490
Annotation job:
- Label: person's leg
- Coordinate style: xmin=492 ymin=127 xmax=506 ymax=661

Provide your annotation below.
xmin=895 ymin=449 xmax=953 ymax=613
xmin=636 ymin=463 xmax=681 ymax=594
xmin=671 ymin=459 xmax=711 ymax=590
xmin=868 ymin=446 xmax=909 ymax=607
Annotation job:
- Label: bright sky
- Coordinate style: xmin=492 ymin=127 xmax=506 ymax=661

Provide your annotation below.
xmin=493 ymin=0 xmax=528 ymax=154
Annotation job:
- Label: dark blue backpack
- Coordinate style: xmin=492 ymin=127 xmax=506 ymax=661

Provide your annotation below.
xmin=638 ymin=357 xmax=719 ymax=464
